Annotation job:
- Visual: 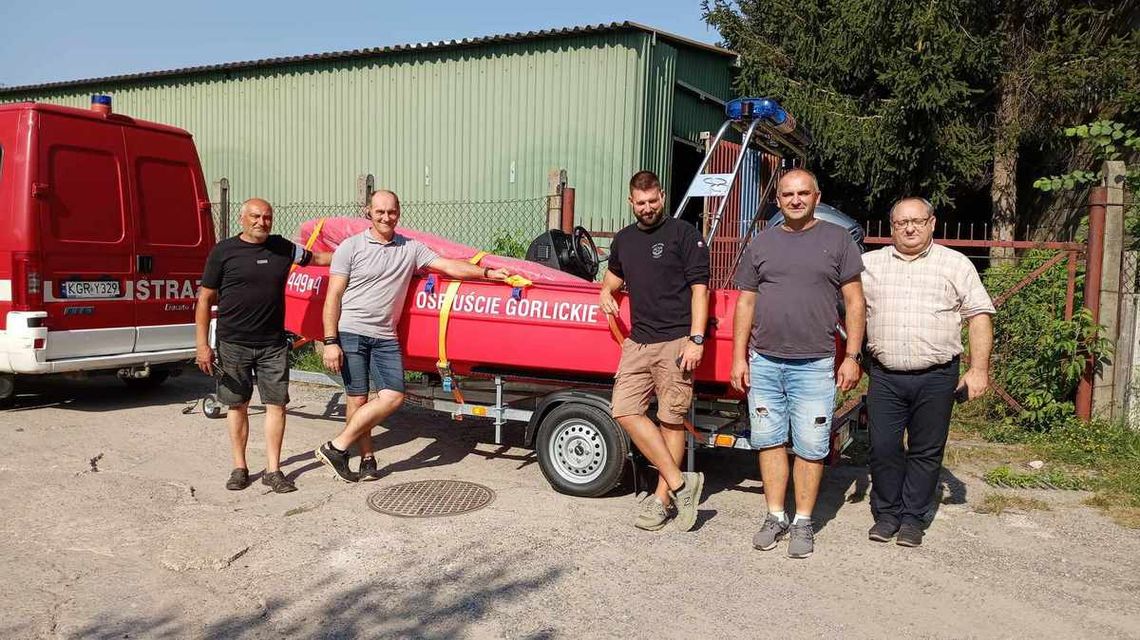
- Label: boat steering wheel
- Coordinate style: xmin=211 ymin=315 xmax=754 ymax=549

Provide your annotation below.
xmin=572 ymin=226 xmax=599 ymax=280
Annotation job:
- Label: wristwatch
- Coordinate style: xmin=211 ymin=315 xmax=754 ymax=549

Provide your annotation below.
xmin=689 ymin=334 xmax=705 ymax=346
xmin=846 ymin=351 xmax=863 ymax=365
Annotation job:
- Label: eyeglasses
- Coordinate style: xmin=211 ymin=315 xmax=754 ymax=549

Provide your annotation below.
xmin=891 ymin=216 xmax=932 ymax=229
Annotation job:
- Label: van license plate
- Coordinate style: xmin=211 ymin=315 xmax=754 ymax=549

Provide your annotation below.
xmin=61 ymin=280 xmax=122 ymax=299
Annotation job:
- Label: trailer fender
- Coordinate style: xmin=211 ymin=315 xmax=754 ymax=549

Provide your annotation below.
xmin=524 ymin=389 xmax=627 ymax=451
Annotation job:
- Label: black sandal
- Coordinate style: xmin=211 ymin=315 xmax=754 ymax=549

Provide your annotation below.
xmin=225 ymin=468 xmax=249 ymax=491
xmin=261 ymin=470 xmax=297 ymax=493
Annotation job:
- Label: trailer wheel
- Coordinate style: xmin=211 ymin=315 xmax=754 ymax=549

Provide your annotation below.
xmin=202 ymin=394 xmax=226 ymax=419
xmin=536 ymin=403 xmax=628 ymax=497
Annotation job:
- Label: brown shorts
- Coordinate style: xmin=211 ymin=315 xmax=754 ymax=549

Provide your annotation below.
xmin=611 ymin=336 xmax=693 ymax=424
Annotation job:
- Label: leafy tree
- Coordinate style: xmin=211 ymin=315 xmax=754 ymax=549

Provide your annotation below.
xmin=704 ymin=0 xmax=1139 ymax=232
xmin=989 ymin=1 xmax=1138 ymax=255
xmin=1034 ymin=120 xmax=1140 ymax=244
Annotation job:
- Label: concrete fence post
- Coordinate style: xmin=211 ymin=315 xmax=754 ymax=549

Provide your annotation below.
xmin=1117 ymin=252 xmax=1140 ymax=426
xmin=1093 ymin=161 xmax=1127 ymax=419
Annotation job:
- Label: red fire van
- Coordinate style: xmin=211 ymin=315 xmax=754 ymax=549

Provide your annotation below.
xmin=0 ymin=97 xmax=214 ymax=403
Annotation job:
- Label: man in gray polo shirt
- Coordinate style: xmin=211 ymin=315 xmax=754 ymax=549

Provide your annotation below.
xmin=314 ymin=190 xmax=510 ymax=482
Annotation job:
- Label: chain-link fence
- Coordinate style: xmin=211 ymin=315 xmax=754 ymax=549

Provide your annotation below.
xmin=211 ymin=197 xmax=549 ymax=254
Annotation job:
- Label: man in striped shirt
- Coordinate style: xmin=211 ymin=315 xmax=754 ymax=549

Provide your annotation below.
xmin=860 ymin=197 xmax=994 ymax=547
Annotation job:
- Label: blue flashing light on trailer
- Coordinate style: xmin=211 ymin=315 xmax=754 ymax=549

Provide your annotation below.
xmin=725 ymin=97 xmax=796 ymax=134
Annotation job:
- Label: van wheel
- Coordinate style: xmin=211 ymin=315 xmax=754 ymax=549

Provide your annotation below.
xmin=122 ymin=370 xmax=171 ymax=390
xmin=536 ymin=403 xmax=628 ymax=498
xmin=0 ymin=374 xmax=14 ymax=407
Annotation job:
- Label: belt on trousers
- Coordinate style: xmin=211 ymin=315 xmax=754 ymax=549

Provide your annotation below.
xmin=868 ymin=355 xmax=960 ymax=375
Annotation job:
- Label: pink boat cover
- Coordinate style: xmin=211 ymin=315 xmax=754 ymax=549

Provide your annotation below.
xmin=294 ymin=217 xmax=584 ymax=283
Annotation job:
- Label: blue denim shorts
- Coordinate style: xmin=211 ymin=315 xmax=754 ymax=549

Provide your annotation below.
xmin=747 ymin=352 xmax=836 ymax=460
xmin=339 ymin=332 xmax=405 ymax=396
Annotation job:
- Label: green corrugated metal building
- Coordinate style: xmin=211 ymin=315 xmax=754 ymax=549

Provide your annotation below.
xmin=0 ymin=22 xmax=736 ymax=239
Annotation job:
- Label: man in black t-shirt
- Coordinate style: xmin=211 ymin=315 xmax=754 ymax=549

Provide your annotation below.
xmin=195 ymin=198 xmax=331 ymax=493
xmin=599 ymin=171 xmax=709 ymax=532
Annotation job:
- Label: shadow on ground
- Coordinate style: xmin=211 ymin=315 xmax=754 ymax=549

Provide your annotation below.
xmin=63 ymin=549 xmax=565 ymax=639
xmin=1 ymin=369 xmax=213 ymax=414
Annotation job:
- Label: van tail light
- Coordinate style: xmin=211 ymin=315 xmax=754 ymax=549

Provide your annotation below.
xmin=12 ymin=252 xmax=44 ymax=311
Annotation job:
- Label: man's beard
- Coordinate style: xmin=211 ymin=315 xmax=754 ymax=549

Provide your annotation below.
xmin=637 ymin=210 xmax=664 ymax=228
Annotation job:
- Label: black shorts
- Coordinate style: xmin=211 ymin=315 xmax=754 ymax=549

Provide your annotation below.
xmin=216 ymin=340 xmax=290 ymax=407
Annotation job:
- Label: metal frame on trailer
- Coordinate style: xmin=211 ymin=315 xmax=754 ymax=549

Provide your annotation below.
xmin=397 ymin=372 xmax=862 ymax=497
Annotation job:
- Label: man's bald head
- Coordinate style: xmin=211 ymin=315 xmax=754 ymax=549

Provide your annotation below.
xmin=367 ymin=189 xmax=402 ymax=239
xmin=778 ymin=168 xmax=819 ymax=193
xmin=240 ymin=198 xmax=273 ymax=217
xmin=238 ymin=197 xmax=274 ymax=243
xmin=775 ymin=168 xmax=822 ymax=225
xmin=369 ymin=189 xmax=401 ymax=211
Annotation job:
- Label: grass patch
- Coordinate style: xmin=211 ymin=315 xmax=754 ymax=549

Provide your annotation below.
xmin=983 ymin=465 xmax=1093 ymax=491
xmin=1083 ymin=496 xmax=1140 ymax=528
xmin=289 ymin=343 xmax=325 ymax=372
xmin=288 ymin=343 xmax=429 ymax=384
xmin=976 ymin=493 xmax=1051 ymax=515
xmin=954 ymin=407 xmax=1140 ymax=527
xmin=943 ymin=440 xmax=1032 ymax=469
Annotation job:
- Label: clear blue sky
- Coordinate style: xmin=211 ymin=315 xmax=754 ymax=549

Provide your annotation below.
xmin=0 ymin=0 xmax=721 ymax=88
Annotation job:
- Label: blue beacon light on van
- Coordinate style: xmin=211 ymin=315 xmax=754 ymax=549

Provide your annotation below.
xmin=91 ymin=95 xmax=113 ymax=115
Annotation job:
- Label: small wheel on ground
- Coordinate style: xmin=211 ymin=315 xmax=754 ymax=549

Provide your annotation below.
xmin=121 ymin=369 xmax=171 ymax=390
xmin=535 ymin=402 xmax=628 ymax=497
xmin=202 ymin=393 xmax=225 ymax=419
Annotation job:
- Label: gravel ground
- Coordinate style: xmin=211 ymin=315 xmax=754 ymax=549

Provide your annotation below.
xmin=1 ymin=373 xmax=1138 ymax=639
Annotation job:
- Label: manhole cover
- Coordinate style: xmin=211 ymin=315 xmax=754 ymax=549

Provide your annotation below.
xmin=366 ymin=480 xmax=495 ymax=518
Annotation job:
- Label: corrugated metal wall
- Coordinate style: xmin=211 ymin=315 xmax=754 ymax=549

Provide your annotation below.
xmin=673 ymin=48 xmax=734 ymax=147
xmin=3 ymin=31 xmax=736 ymax=238
xmin=639 ymin=40 xmax=677 ymax=196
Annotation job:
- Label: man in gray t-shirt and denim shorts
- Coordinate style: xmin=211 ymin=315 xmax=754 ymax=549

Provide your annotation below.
xmin=731 ymin=169 xmax=865 ymax=559
xmin=313 ymin=190 xmax=511 ymax=482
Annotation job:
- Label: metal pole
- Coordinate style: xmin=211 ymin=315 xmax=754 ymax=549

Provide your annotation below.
xmin=218 ymin=177 xmax=230 ymax=239
xmin=705 ymin=118 xmax=761 ymax=244
xmin=1065 ymin=251 xmax=1077 ymax=320
xmin=1075 ymin=186 xmax=1107 ymax=420
xmin=673 ymin=119 xmax=734 ymax=219
xmin=494 ymin=375 xmax=504 ymax=445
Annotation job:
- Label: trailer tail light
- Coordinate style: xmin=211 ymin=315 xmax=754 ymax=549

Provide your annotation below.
xmin=12 ymin=252 xmax=44 ymax=311
xmin=714 ymin=434 xmax=736 ymax=448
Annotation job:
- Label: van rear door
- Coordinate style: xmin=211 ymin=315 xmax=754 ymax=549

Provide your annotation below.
xmin=36 ymin=111 xmax=136 ymax=359
xmin=125 ymin=126 xmax=211 ymax=352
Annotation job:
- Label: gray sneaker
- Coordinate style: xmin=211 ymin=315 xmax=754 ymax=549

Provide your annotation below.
xmin=787 ymin=521 xmax=815 ymax=559
xmin=634 ymin=495 xmax=671 ymax=531
xmin=670 ymin=471 xmax=704 ymax=532
xmin=752 ymin=514 xmax=789 ymax=551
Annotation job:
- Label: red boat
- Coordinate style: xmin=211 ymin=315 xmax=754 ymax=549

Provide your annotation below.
xmin=283 ymin=217 xmax=747 ymax=397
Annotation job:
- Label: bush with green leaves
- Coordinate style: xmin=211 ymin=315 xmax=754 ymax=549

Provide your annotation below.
xmin=489 ymin=231 xmax=530 ymax=259
xmin=1034 ymin=120 xmax=1140 ymax=245
xmin=984 ymin=250 xmax=1113 ymax=431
